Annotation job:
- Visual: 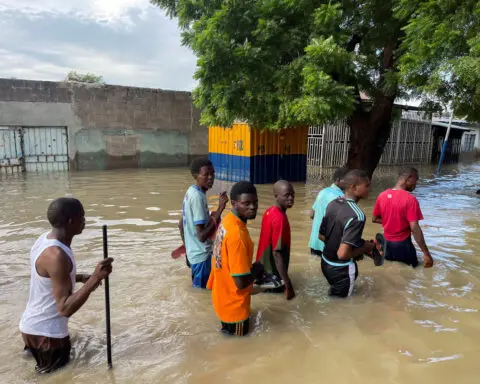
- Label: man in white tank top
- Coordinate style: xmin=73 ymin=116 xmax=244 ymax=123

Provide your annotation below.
xmin=19 ymin=198 xmax=114 ymax=374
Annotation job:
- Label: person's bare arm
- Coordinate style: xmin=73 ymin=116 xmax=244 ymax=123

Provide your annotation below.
xmin=233 ymin=274 xmax=254 ymax=290
xmin=372 ymin=215 xmax=382 ymax=224
xmin=75 ymin=274 xmax=91 ymax=284
xmin=410 ymin=221 xmax=433 ymax=267
xmin=273 ymin=251 xmax=295 ymax=300
xmin=337 ymin=242 xmax=374 ymax=260
xmin=41 ymin=248 xmax=113 ymax=317
xmin=196 ymin=192 xmax=228 ymax=242
xmin=178 ymin=217 xmax=185 ymax=245
xmin=196 ymin=221 xmax=219 ymax=243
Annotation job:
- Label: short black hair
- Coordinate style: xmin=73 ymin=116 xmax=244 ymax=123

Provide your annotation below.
xmin=343 ymin=169 xmax=370 ymax=187
xmin=47 ymin=198 xmax=84 ymax=228
xmin=190 ymin=157 xmax=213 ymax=176
xmin=333 ymin=167 xmax=349 ymax=182
xmin=230 ymin=181 xmax=257 ymax=201
xmin=398 ymin=166 xmax=418 ymax=178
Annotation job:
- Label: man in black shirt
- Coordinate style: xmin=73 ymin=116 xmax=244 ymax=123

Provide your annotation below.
xmin=319 ymin=169 xmax=384 ymax=297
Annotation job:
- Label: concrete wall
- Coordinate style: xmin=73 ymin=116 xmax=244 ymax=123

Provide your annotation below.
xmin=0 ymin=78 xmax=208 ymax=170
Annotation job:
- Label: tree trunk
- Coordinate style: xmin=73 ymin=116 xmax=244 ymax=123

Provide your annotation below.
xmin=346 ymin=95 xmax=395 ymax=177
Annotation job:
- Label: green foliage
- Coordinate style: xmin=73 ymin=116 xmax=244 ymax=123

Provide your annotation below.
xmin=65 ymin=71 xmax=104 ymax=84
xmin=396 ymin=0 xmax=480 ymax=120
xmin=153 ymin=0 xmax=480 ymax=127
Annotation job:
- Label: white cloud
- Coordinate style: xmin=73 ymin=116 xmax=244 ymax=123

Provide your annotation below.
xmin=0 ymin=1 xmax=198 ymax=90
xmin=0 ymin=0 xmax=152 ymax=26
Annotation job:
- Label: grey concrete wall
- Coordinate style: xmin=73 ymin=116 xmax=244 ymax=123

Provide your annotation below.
xmin=0 ymin=78 xmax=208 ymax=170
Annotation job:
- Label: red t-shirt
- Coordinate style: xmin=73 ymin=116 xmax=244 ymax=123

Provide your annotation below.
xmin=373 ymin=189 xmax=424 ymax=242
xmin=256 ymin=206 xmax=291 ymax=277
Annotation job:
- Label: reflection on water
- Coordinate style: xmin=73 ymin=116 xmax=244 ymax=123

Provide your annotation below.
xmin=0 ymin=163 xmax=479 ymax=384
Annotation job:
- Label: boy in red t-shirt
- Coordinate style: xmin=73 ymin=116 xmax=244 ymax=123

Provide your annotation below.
xmin=256 ymin=180 xmax=296 ymax=300
xmin=372 ymin=167 xmax=433 ymax=268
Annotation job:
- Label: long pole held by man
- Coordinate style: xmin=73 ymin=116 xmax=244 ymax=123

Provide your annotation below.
xmin=102 ymin=225 xmax=113 ymax=369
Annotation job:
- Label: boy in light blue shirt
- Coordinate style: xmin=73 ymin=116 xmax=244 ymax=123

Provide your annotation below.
xmin=179 ymin=158 xmax=228 ymax=288
xmin=309 ymin=167 xmax=348 ymax=256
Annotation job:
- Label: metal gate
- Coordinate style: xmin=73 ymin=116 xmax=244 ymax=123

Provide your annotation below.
xmin=0 ymin=127 xmax=23 ymax=174
xmin=0 ymin=126 xmax=68 ymax=174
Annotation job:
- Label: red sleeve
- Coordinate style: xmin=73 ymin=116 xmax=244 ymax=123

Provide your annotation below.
xmin=256 ymin=213 xmax=270 ymax=261
xmin=271 ymin=214 xmax=286 ymax=252
xmin=406 ymin=196 xmax=424 ymax=222
xmin=372 ymin=195 xmax=382 ymax=217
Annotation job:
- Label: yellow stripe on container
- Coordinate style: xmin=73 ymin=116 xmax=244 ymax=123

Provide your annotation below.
xmin=251 ymin=126 xmax=308 ymax=156
xmin=208 ymin=124 xmax=252 ymax=157
xmin=209 ymin=124 xmax=308 ymax=157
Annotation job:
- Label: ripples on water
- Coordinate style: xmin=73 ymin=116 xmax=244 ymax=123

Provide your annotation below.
xmin=0 ymin=163 xmax=479 ymax=383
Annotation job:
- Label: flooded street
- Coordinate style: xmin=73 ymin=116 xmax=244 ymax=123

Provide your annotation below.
xmin=1 ymin=162 xmax=479 ymax=384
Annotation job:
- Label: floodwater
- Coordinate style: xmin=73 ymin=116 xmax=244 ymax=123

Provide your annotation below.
xmin=0 ymin=162 xmax=479 ymax=384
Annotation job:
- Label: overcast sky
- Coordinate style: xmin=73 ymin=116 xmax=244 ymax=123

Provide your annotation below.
xmin=0 ymin=0 xmax=197 ymax=91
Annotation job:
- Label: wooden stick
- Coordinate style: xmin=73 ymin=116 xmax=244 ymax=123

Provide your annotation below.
xmin=102 ymin=225 xmax=113 ymax=369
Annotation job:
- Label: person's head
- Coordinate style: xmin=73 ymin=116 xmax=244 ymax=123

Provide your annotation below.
xmin=342 ymin=169 xmax=371 ymax=200
xmin=397 ymin=167 xmax=419 ymax=192
xmin=274 ymin=180 xmax=295 ymax=210
xmin=332 ymin=167 xmax=349 ymax=190
xmin=230 ymin=181 xmax=258 ymax=221
xmin=47 ymin=198 xmax=85 ymax=235
xmin=190 ymin=158 xmax=215 ymax=191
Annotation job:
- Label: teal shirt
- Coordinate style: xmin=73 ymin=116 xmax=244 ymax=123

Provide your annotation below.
xmin=308 ymin=184 xmax=344 ymax=252
xmin=182 ymin=185 xmax=212 ymax=264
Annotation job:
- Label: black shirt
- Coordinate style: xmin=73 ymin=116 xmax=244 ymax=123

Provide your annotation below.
xmin=319 ymin=197 xmax=366 ymax=264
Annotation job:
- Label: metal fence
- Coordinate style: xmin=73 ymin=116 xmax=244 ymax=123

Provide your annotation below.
xmin=307 ymin=111 xmax=434 ymax=176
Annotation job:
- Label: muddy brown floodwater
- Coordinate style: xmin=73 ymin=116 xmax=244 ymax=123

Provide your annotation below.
xmin=0 ymin=162 xmax=479 ymax=384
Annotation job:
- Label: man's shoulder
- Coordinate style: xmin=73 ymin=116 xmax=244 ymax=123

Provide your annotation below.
xmin=264 ymin=205 xmax=285 ymax=219
xmin=377 ymin=189 xmax=392 ymax=199
xmin=37 ymin=246 xmax=72 ymax=273
xmin=391 ymin=189 xmax=418 ymax=203
xmin=340 ymin=198 xmax=366 ymax=222
xmin=186 ymin=185 xmax=205 ymax=199
xmin=319 ymin=185 xmax=337 ymax=198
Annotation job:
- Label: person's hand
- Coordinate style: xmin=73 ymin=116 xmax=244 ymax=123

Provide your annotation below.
xmin=423 ymin=252 xmax=434 ymax=268
xmin=251 ymin=262 xmax=265 ymax=281
xmin=92 ymin=258 xmax=114 ymax=282
xmin=285 ymin=283 xmax=296 ymax=300
xmin=218 ymin=191 xmax=229 ymax=211
xmin=365 ymin=240 xmax=376 ymax=258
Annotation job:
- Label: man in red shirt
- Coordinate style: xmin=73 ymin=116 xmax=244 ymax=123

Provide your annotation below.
xmin=256 ymin=180 xmax=295 ymax=300
xmin=372 ymin=167 xmax=433 ymax=268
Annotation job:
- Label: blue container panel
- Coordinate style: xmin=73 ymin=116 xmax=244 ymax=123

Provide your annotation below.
xmin=209 ymin=152 xmax=251 ymax=182
xmin=251 ymin=154 xmax=307 ymax=184
xmin=209 ymin=153 xmax=307 ymax=184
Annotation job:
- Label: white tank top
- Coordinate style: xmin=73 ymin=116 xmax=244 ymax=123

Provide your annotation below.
xmin=19 ymin=232 xmax=76 ymax=338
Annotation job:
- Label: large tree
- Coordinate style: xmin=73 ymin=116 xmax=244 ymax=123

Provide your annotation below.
xmin=153 ymin=0 xmax=479 ymax=175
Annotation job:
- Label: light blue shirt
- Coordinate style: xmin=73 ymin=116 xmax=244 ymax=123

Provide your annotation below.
xmin=308 ymin=184 xmax=344 ymax=252
xmin=183 ymin=185 xmax=212 ymax=264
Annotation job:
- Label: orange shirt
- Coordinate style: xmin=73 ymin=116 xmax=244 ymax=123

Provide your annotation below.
xmin=207 ymin=212 xmax=253 ymax=323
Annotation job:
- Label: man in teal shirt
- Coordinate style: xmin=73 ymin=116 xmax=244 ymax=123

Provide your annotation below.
xmin=309 ymin=167 xmax=348 ymax=256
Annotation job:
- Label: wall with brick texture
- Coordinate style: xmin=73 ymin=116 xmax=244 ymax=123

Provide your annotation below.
xmin=0 ymin=78 xmax=208 ymax=170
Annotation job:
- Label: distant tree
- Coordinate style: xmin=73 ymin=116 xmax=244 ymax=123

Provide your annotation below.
xmin=65 ymin=71 xmax=104 ymax=84
xmin=153 ymin=0 xmax=479 ymax=175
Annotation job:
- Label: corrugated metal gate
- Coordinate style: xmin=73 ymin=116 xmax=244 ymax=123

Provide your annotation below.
xmin=307 ymin=112 xmax=433 ymax=177
xmin=0 ymin=127 xmax=23 ymax=174
xmin=0 ymin=126 xmax=68 ymax=174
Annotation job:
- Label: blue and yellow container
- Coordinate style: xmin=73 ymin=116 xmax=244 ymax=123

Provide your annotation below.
xmin=209 ymin=123 xmax=308 ymax=184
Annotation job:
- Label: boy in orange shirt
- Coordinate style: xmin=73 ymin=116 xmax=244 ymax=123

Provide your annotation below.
xmin=207 ymin=181 xmax=263 ymax=336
